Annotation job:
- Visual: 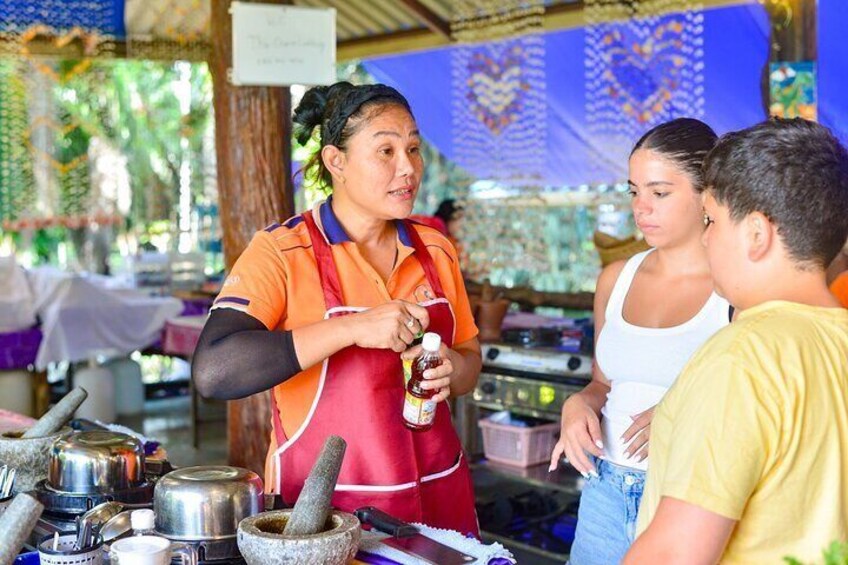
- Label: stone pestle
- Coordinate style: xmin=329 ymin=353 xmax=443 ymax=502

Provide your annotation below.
xmin=283 ymin=435 xmax=347 ymax=536
xmin=0 ymin=493 xmax=44 ymax=564
xmin=22 ymin=387 xmax=88 ymax=439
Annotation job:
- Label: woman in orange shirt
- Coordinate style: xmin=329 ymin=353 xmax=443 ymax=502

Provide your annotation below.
xmin=828 ymin=241 xmax=848 ymax=307
xmin=192 ymin=82 xmax=481 ymax=535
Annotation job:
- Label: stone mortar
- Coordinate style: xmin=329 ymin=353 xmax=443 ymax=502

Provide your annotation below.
xmin=0 ymin=427 xmax=71 ymax=494
xmin=237 ymin=509 xmax=361 ymax=565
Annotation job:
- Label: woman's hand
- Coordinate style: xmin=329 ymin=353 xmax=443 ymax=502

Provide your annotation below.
xmin=621 ymin=406 xmax=655 ymax=462
xmin=401 ymin=343 xmax=461 ymax=403
xmin=549 ymin=393 xmax=604 ymax=478
xmin=347 ymin=300 xmax=430 ymax=352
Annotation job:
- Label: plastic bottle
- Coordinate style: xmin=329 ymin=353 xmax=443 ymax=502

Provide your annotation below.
xmin=402 ymin=328 xmax=426 ymax=385
xmin=130 ymin=508 xmax=156 ymax=536
xmin=402 ymin=332 xmax=443 ymax=431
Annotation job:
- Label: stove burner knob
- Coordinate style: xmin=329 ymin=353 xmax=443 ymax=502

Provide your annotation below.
xmin=481 ymin=382 xmax=496 ymax=394
xmin=567 ymin=356 xmax=583 ymax=371
xmin=485 ymin=347 xmax=500 ymax=361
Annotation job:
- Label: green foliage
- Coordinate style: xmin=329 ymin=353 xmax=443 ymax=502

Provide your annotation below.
xmin=58 ymin=60 xmax=214 ymax=231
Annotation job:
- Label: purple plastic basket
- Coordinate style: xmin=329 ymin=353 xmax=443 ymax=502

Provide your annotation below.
xmin=0 ymin=327 xmax=42 ymax=370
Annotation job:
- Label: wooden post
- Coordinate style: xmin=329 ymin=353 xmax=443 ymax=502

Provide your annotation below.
xmin=764 ymin=0 xmax=816 ymax=62
xmin=209 ymin=0 xmax=293 ymax=477
xmin=761 ymin=0 xmax=817 ymax=115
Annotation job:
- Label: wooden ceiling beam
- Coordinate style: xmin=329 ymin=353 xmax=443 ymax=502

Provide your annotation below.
xmin=399 ymin=0 xmax=452 ymax=38
xmin=337 ymin=27 xmax=449 ymax=60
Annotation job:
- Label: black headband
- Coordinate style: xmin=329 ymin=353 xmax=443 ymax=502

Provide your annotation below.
xmin=321 ymin=84 xmax=409 ymax=147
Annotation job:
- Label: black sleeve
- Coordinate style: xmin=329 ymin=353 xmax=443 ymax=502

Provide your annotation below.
xmin=191 ymin=308 xmax=302 ymax=400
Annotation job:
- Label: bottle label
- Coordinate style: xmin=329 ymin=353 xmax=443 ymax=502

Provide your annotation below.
xmin=403 ymin=392 xmax=436 ymax=426
xmin=402 ymin=359 xmax=413 ymax=385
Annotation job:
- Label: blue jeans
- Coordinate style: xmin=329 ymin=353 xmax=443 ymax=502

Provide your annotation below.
xmin=568 ymin=459 xmax=646 ymax=565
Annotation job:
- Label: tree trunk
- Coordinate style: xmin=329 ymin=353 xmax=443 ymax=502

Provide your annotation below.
xmin=209 ymin=0 xmax=293 ymax=478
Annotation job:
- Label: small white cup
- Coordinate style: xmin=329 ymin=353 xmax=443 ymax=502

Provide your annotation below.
xmin=109 ymin=536 xmax=197 ymax=565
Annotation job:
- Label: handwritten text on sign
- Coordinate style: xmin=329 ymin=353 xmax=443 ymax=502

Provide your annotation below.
xmin=231 ymin=3 xmax=336 ymax=87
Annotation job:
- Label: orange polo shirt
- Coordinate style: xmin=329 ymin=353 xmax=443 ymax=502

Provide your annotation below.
xmin=831 ymin=272 xmax=848 ymax=308
xmin=212 ymin=199 xmax=478 ymax=488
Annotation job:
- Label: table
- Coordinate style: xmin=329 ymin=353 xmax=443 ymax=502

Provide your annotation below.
xmin=0 ymin=409 xmax=35 ymax=434
xmin=0 ymin=328 xmax=41 ymax=371
xmin=27 ymin=269 xmax=183 ymax=370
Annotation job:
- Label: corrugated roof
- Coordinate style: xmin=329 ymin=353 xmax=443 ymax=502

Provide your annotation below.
xmin=1 ymin=0 xmax=587 ymax=61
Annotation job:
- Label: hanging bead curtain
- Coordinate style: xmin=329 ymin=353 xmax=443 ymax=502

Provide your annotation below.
xmin=0 ymin=1 xmax=216 ymax=235
xmin=450 ymin=0 xmax=547 ymax=186
xmin=584 ymin=0 xmax=705 ymax=183
xmin=0 ymin=1 xmax=119 ymax=230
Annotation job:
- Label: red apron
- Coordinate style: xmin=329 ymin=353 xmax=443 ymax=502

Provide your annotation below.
xmin=269 ymin=210 xmax=479 ymax=537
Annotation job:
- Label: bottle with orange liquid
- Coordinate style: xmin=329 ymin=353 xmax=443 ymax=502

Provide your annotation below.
xmin=402 ymin=332 xmax=443 ymax=431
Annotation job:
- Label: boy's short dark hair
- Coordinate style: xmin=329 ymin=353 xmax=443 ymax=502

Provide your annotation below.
xmin=704 ymin=118 xmax=848 ymax=268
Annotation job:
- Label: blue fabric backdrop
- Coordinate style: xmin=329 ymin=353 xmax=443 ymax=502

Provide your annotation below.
xmin=365 ymin=2 xmax=770 ymax=186
xmin=819 ymin=0 xmax=848 ymax=143
xmin=1 ymin=1 xmax=846 ymax=179
xmin=0 ymin=0 xmax=125 ymax=37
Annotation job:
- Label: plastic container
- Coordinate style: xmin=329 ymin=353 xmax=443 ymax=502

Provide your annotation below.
xmin=104 ymin=357 xmax=145 ymax=416
xmin=0 ymin=370 xmax=33 ymax=415
xmin=131 ymin=508 xmax=156 ymax=535
xmin=37 ymin=531 xmax=103 ymax=565
xmin=478 ymin=415 xmax=560 ymax=467
xmin=73 ymin=365 xmax=116 ymax=423
xmin=13 ymin=552 xmax=39 ymax=565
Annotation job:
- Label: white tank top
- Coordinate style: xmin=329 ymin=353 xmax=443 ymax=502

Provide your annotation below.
xmin=595 ymin=249 xmax=730 ymax=471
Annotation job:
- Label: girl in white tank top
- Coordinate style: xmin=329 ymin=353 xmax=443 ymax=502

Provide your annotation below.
xmin=597 ymin=248 xmax=729 ymax=470
xmin=550 ymin=119 xmax=730 ymax=565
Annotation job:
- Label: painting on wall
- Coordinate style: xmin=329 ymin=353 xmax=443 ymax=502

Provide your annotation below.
xmin=769 ymin=61 xmax=817 ymax=121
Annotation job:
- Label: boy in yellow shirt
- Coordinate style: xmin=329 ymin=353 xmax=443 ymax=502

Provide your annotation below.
xmin=624 ymin=118 xmax=848 ymax=564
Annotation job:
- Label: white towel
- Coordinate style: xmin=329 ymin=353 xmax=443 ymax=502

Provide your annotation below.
xmin=358 ymin=523 xmax=516 ymax=565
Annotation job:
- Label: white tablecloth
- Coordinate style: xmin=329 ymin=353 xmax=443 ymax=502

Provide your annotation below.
xmin=0 ymin=256 xmax=37 ymax=332
xmin=28 ymin=268 xmax=182 ymax=369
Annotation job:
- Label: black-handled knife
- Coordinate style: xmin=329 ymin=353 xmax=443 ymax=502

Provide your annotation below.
xmin=355 ymin=506 xmax=419 ymax=537
xmin=355 ymin=506 xmax=477 ymax=564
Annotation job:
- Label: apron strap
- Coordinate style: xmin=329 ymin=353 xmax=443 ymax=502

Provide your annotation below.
xmin=270 ymin=389 xmax=287 ymax=446
xmin=302 ymin=210 xmax=344 ymax=311
xmin=403 ymin=220 xmax=446 ymax=299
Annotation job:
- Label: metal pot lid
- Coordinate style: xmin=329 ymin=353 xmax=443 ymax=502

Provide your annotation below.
xmin=161 ymin=466 xmax=257 ymax=483
xmin=55 ymin=431 xmax=142 ymax=451
xmin=154 ymin=466 xmax=263 ymax=541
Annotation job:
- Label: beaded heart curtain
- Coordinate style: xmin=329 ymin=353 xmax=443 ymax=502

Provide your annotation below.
xmin=0 ymin=0 xmax=119 ymax=231
xmin=449 ymin=0 xmax=551 ymax=282
xmin=450 ymin=0 xmax=547 ymax=186
xmin=584 ymin=0 xmax=705 ymax=183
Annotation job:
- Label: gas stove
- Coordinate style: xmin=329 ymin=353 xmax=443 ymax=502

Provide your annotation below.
xmin=26 ymin=515 xmax=246 ymax=564
xmin=162 ymin=536 xmax=243 ymax=563
xmin=481 ymin=342 xmax=591 ymax=379
xmin=33 ymin=479 xmax=155 ymax=518
xmin=475 ymin=343 xmax=592 ymax=420
xmin=458 ymin=339 xmax=591 ymax=564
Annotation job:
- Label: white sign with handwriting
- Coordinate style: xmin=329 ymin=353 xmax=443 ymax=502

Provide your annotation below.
xmin=231 ymin=3 xmax=336 ymax=86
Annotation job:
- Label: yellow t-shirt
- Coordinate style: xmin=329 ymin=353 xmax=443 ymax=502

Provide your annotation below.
xmin=637 ymin=301 xmax=848 ymax=564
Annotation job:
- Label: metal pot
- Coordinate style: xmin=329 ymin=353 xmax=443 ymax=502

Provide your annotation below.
xmin=154 ymin=466 xmax=263 ymax=541
xmin=47 ymin=431 xmax=146 ymax=494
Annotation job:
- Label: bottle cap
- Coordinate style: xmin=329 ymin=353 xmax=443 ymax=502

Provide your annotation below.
xmin=422 ymin=332 xmax=441 ymax=352
xmin=131 ymin=508 xmax=155 ymax=531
